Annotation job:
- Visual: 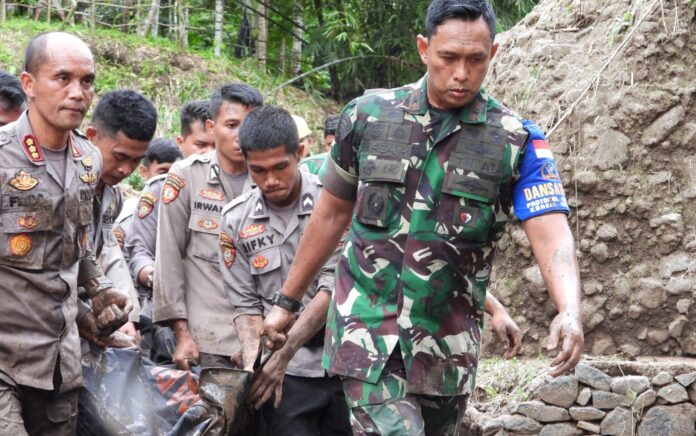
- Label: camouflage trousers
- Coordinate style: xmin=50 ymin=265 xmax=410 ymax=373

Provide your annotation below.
xmin=341 ymin=347 xmax=468 ymax=436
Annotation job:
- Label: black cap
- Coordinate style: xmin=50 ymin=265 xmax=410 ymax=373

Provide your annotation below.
xmin=324 ymin=114 xmax=341 ymax=135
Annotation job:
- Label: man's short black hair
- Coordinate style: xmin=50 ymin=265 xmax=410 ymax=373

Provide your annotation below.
xmin=91 ymin=89 xmax=157 ymax=142
xmin=0 ymin=71 xmax=26 ymax=112
xmin=180 ymin=100 xmax=210 ymax=137
xmin=142 ymin=138 xmax=182 ymax=166
xmin=425 ymin=0 xmax=497 ymax=41
xmin=239 ymin=105 xmax=298 ymax=156
xmin=209 ymin=83 xmax=263 ymax=121
xmin=23 ymin=33 xmax=50 ymax=75
xmin=323 ymin=114 xmax=340 ymax=136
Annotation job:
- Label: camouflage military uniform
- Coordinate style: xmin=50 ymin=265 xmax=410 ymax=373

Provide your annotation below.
xmin=299 ymin=152 xmax=328 ymax=176
xmin=320 ymin=76 xmax=569 ymax=433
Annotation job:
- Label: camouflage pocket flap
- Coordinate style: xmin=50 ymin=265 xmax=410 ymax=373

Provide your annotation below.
xmin=442 ymin=172 xmax=499 ymax=204
xmin=358 ymin=159 xmax=406 ymax=183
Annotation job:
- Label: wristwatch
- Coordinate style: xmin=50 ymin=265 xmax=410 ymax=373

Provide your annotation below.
xmin=271 ymin=292 xmax=303 ymax=313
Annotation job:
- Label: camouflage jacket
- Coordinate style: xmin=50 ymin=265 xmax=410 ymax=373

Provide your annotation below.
xmin=321 ymin=76 xmax=533 ymax=397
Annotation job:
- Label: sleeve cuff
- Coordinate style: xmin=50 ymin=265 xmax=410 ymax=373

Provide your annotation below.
xmin=152 ymin=303 xmax=188 ymax=324
xmin=321 ymin=154 xmax=358 ymax=201
xmin=233 ymin=306 xmax=264 ymax=321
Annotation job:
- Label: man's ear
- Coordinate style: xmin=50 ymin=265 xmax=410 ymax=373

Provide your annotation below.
xmin=19 ymin=72 xmax=35 ymax=100
xmin=296 ymin=143 xmax=305 ymax=161
xmin=85 ymin=126 xmax=98 ymax=141
xmin=490 ymin=42 xmax=499 ymax=61
xmin=205 ymin=119 xmax=214 ymax=132
xmin=138 ymin=164 xmax=149 ymax=180
xmin=416 ymin=34 xmax=429 ymax=65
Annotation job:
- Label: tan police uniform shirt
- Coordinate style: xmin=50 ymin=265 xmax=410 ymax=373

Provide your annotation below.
xmin=220 ymin=171 xmax=337 ymax=377
xmin=126 ymin=173 xmax=166 ymax=283
xmin=153 ymin=151 xmax=252 ymax=356
xmin=0 ymin=111 xmax=102 ymax=391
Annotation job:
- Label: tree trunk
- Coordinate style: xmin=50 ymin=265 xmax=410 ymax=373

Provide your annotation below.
xmin=256 ymin=0 xmax=267 ymax=68
xmin=151 ymin=0 xmax=159 ymax=37
xmin=214 ymin=0 xmax=224 ymax=56
xmin=179 ymin=3 xmax=188 ymax=48
xmin=139 ymin=0 xmax=159 ymax=37
xmin=90 ymin=0 xmax=96 ymax=29
xmin=291 ymin=3 xmax=302 ymax=76
xmin=1 ymin=0 xmax=6 ymax=24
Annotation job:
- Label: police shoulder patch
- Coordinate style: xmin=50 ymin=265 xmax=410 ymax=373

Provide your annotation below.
xmin=219 ymin=231 xmax=236 ymax=268
xmin=137 ymin=192 xmax=158 ymax=218
xmin=162 ymin=173 xmax=186 ymax=204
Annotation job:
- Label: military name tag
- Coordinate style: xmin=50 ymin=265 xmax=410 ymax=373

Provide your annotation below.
xmin=443 ymin=173 xmax=499 ymax=203
xmin=449 ymin=152 xmax=504 ymax=178
xmin=455 ymin=139 xmax=505 ymax=161
xmin=363 ymin=141 xmax=413 ymax=159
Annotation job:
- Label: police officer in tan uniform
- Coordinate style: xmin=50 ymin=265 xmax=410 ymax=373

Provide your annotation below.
xmin=83 ymin=89 xmax=161 ymax=344
xmin=220 ymin=106 xmax=351 ymax=435
xmin=0 ymin=32 xmax=132 ymax=435
xmin=154 ymin=84 xmax=263 ymax=370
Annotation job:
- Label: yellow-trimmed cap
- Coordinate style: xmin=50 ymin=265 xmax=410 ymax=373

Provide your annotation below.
xmin=292 ymin=115 xmax=312 ymax=139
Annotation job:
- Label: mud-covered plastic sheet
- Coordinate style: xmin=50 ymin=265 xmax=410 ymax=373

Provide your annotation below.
xmin=77 ymin=347 xmax=211 ymax=436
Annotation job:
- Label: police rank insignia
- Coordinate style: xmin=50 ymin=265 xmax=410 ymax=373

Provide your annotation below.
xmin=80 ymin=172 xmax=97 ymax=184
xmin=9 ymin=170 xmax=39 ymax=191
xmin=162 ymin=174 xmax=186 ymax=204
xmin=198 ymin=218 xmax=219 ymax=231
xmin=18 ymin=216 xmax=40 ymax=230
xmin=252 ymin=254 xmax=269 ymax=270
xmin=22 ymin=135 xmax=43 ymax=163
xmin=81 ymin=156 xmax=94 ymax=171
xmin=240 ymin=223 xmax=265 ymax=239
xmin=137 ymin=193 xmax=158 ymax=219
xmin=9 ymin=234 xmax=32 ymax=257
xmin=200 ymin=189 xmax=225 ymax=201
xmin=219 ymin=232 xmax=236 ymax=268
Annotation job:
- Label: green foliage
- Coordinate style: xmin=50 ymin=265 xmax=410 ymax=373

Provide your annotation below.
xmin=124 ymin=172 xmax=145 ymax=191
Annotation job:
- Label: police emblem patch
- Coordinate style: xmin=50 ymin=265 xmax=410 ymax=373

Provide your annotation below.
xmin=81 ymin=156 xmax=94 ymax=171
xmin=80 ymin=172 xmax=98 ymax=185
xmin=219 ymin=232 xmax=236 ymax=268
xmin=18 ymin=215 xmax=40 ymax=230
xmin=199 ymin=189 xmax=225 ymax=201
xmin=113 ymin=228 xmax=125 ymax=248
xmin=252 ymin=254 xmax=269 ymax=270
xmin=162 ymin=174 xmax=186 ymax=204
xmin=137 ymin=193 xmax=158 ymax=219
xmin=240 ymin=223 xmax=266 ymax=239
xmin=198 ymin=218 xmax=219 ymax=231
xmin=9 ymin=234 xmax=32 ymax=257
xmin=9 ymin=170 xmax=39 ymax=191
xmin=22 ymin=135 xmax=43 ymax=163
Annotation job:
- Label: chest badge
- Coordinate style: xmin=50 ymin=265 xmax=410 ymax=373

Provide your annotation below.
xmin=9 ymin=234 xmax=32 ymax=257
xmin=137 ymin=192 xmax=158 ymax=219
xmin=219 ymin=232 xmax=236 ymax=268
xmin=9 ymin=170 xmax=39 ymax=191
xmin=18 ymin=216 xmax=40 ymax=230
xmin=80 ymin=172 xmax=97 ymax=185
xmin=240 ymin=223 xmax=265 ymax=239
xmin=198 ymin=218 xmax=219 ymax=231
xmin=200 ymin=189 xmax=225 ymax=201
xmin=252 ymin=254 xmax=269 ymax=270
xmin=81 ymin=156 xmax=94 ymax=171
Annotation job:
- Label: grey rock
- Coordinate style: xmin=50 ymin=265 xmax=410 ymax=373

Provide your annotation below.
xmin=669 ymin=316 xmax=689 ymax=339
xmin=577 ymin=420 xmax=601 ymax=434
xmin=601 ymin=407 xmax=635 ymax=436
xmin=482 ymin=414 xmax=543 ymax=436
xmin=569 ymin=406 xmax=606 ymax=421
xmin=514 ymin=401 xmax=570 ymax=423
xmin=522 ymin=265 xmax=543 ymax=286
xmin=647 ymin=328 xmax=670 ymax=345
xmin=652 ymin=371 xmax=674 ymax=387
xmin=575 ymin=364 xmax=612 ymax=391
xmin=633 ymin=389 xmax=657 ymax=410
xmin=675 ymin=371 xmax=696 ymax=387
xmin=539 ymin=423 xmax=582 ymax=436
xmin=593 ymin=391 xmax=631 ymax=409
xmin=534 ymin=376 xmax=578 ymax=408
xmin=611 ymin=375 xmax=651 ymax=395
xmin=636 ymin=278 xmax=666 ymax=309
xmin=679 ymin=334 xmax=696 ymax=356
xmin=637 ymin=403 xmax=696 ymax=436
xmin=591 ymin=130 xmax=630 ymax=170
xmin=641 ymin=105 xmax=686 ymax=146
xmin=596 ymin=223 xmax=618 ymax=240
xmin=657 ymin=383 xmax=689 ymax=404
xmin=590 ymin=243 xmax=609 ymax=263
xmin=574 ymin=170 xmax=599 ymax=192
xmin=627 ymin=304 xmax=643 ymax=319
xmin=619 ymin=343 xmax=641 ymax=357
xmin=666 ymin=278 xmax=693 ymax=295
xmin=577 ymin=387 xmax=592 ymax=406
xmin=677 ymin=298 xmax=691 ymax=314
xmin=591 ymin=336 xmax=616 ymax=355
xmin=688 ymin=384 xmax=696 ymax=403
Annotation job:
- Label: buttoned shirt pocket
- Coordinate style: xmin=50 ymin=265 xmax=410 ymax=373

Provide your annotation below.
xmin=249 ymin=246 xmax=281 ymax=301
xmin=354 ymin=158 xmax=407 ymax=229
xmin=0 ymin=209 xmax=51 ymax=269
xmin=188 ymin=212 xmax=222 ymax=264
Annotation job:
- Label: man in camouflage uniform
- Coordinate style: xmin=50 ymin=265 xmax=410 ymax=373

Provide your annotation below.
xmin=299 ymin=113 xmax=340 ymax=176
xmin=81 ymin=89 xmax=160 ymax=346
xmin=220 ymin=106 xmax=352 ymax=435
xmin=0 ymin=32 xmax=132 ymax=435
xmin=153 ymin=84 xmax=262 ymax=370
xmin=263 ymin=1 xmax=584 ymax=434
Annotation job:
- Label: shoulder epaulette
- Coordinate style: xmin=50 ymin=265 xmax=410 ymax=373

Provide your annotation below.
xmin=0 ymin=129 xmax=13 ymax=147
xmin=72 ymin=129 xmax=88 ymax=139
xmin=145 ymin=173 xmax=168 ymax=186
xmin=221 ymin=189 xmax=255 ymax=216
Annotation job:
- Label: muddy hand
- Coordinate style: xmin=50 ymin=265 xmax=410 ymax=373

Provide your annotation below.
xmin=77 ymin=310 xmax=113 ymax=348
xmin=491 ymin=310 xmax=522 ymax=359
xmin=547 ymin=311 xmax=584 ymax=377
xmin=262 ymin=305 xmax=295 ymax=351
xmin=92 ymin=288 xmax=133 ymax=335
